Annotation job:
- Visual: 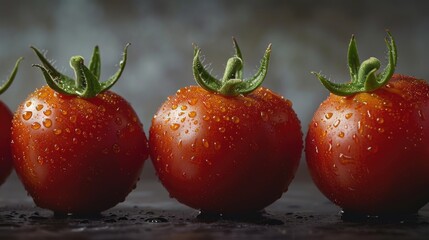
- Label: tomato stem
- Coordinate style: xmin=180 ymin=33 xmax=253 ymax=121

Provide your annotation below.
xmin=0 ymin=57 xmax=23 ymax=94
xmin=193 ymin=38 xmax=271 ymax=96
xmin=31 ymin=44 xmax=129 ymax=98
xmin=312 ymin=31 xmax=397 ymax=96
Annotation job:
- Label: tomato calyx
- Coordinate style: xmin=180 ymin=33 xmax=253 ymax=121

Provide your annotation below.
xmin=31 ymin=44 xmax=129 ymax=98
xmin=193 ymin=38 xmax=271 ymax=96
xmin=0 ymin=57 xmax=23 ymax=94
xmin=312 ymin=32 xmax=397 ymax=96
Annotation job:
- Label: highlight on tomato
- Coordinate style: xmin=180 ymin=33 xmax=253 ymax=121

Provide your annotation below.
xmin=0 ymin=58 xmax=22 ymax=186
xmin=306 ymin=32 xmax=429 ymax=216
xmin=149 ymin=39 xmax=303 ymax=214
xmin=11 ymin=45 xmax=149 ymax=215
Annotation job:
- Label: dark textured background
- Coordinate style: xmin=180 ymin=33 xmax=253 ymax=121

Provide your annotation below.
xmin=1 ymin=0 xmax=429 ymax=188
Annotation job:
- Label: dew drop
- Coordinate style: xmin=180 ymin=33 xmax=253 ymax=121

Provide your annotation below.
xmin=180 ymin=117 xmax=186 ymax=123
xmin=188 ymin=111 xmax=197 ymax=118
xmin=61 ymin=109 xmax=68 ymax=115
xmin=325 ymin=112 xmax=333 ymax=119
xmin=25 ymin=101 xmax=32 ymax=107
xmin=170 ymin=123 xmax=180 ymax=130
xmin=53 ymin=129 xmax=62 ymax=135
xmin=178 ymin=139 xmax=183 ymax=148
xmin=339 ymin=153 xmax=354 ymax=164
xmin=260 ymin=111 xmax=269 ymax=121
xmin=188 ymin=98 xmax=198 ymax=105
xmin=418 ymin=110 xmax=425 ymax=120
xmin=333 ymin=119 xmax=341 ymax=127
xmin=338 ymin=131 xmax=345 ymax=138
xmin=115 ymin=117 xmax=123 ymax=126
xmin=345 ymin=113 xmax=353 ymax=119
xmin=313 ymin=122 xmax=318 ymax=128
xmin=244 ymin=100 xmax=252 ymax=107
xmin=203 ymin=115 xmax=210 ymax=121
xmin=43 ymin=119 xmax=52 ymax=128
xmin=112 ymin=144 xmax=120 ymax=153
xmin=357 ymin=121 xmax=363 ymax=134
xmin=213 ymin=116 xmax=220 ymax=122
xmin=376 ymin=117 xmax=384 ymax=124
xmin=70 ymin=115 xmax=77 ymax=123
xmin=367 ymin=146 xmax=379 ymax=153
xmin=232 ymin=116 xmax=240 ymax=124
xmin=181 ymin=105 xmax=188 ymax=111
xmin=220 ymin=106 xmax=227 ymax=112
xmin=219 ymin=127 xmax=226 ymax=133
xmin=75 ymin=128 xmax=82 ymax=135
xmin=31 ymin=122 xmax=41 ymax=130
xmin=214 ymin=142 xmax=221 ymax=150
xmin=377 ymin=128 xmax=385 ymax=133
xmin=171 ymin=104 xmax=178 ymax=110
xmin=43 ymin=109 xmax=52 ymax=116
xmin=22 ymin=111 xmax=33 ymax=120
xmin=36 ymin=104 xmax=44 ymax=111
xmin=202 ymin=139 xmax=209 ymax=148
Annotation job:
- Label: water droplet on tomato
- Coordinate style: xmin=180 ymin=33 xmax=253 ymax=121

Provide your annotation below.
xmin=202 ymin=139 xmax=210 ymax=148
xmin=325 ymin=112 xmax=333 ymax=119
xmin=339 ymin=153 xmax=354 ymax=164
xmin=338 ymin=131 xmax=345 ymax=138
xmin=188 ymin=111 xmax=197 ymax=118
xmin=22 ymin=111 xmax=33 ymax=120
xmin=418 ymin=110 xmax=425 ymax=120
xmin=43 ymin=109 xmax=52 ymax=116
xmin=53 ymin=129 xmax=62 ymax=135
xmin=219 ymin=127 xmax=226 ymax=133
xmin=366 ymin=110 xmax=372 ymax=118
xmin=112 ymin=144 xmax=120 ymax=153
xmin=69 ymin=115 xmax=77 ymax=123
xmin=244 ymin=100 xmax=252 ymax=107
xmin=367 ymin=146 xmax=379 ymax=153
xmin=313 ymin=122 xmax=318 ymax=128
xmin=333 ymin=119 xmax=341 ymax=127
xmin=352 ymin=134 xmax=358 ymax=143
xmin=214 ymin=142 xmax=221 ymax=150
xmin=232 ymin=116 xmax=240 ymax=124
xmin=345 ymin=113 xmax=353 ymax=119
xmin=260 ymin=111 xmax=268 ymax=121
xmin=36 ymin=104 xmax=44 ymax=111
xmin=188 ymin=98 xmax=198 ymax=105
xmin=357 ymin=121 xmax=363 ymax=134
xmin=31 ymin=122 xmax=41 ymax=130
xmin=170 ymin=123 xmax=180 ymax=130
xmin=220 ymin=106 xmax=227 ymax=112
xmin=43 ymin=119 xmax=52 ymax=128
xmin=54 ymin=144 xmax=60 ymax=151
xmin=177 ymin=139 xmax=183 ymax=148
xmin=25 ymin=101 xmax=32 ymax=107
xmin=376 ymin=117 xmax=384 ymax=124
xmin=203 ymin=115 xmax=210 ymax=121
xmin=180 ymin=117 xmax=186 ymax=123
xmin=377 ymin=128 xmax=385 ymax=133
xmin=115 ymin=117 xmax=123 ymax=125
xmin=181 ymin=105 xmax=188 ymax=111
xmin=171 ymin=104 xmax=178 ymax=110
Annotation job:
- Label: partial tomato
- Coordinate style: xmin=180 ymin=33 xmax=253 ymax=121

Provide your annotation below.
xmin=0 ymin=58 xmax=22 ymax=186
xmin=12 ymin=46 xmax=148 ymax=215
xmin=306 ymin=33 xmax=429 ymax=215
xmin=150 ymin=40 xmax=303 ymax=214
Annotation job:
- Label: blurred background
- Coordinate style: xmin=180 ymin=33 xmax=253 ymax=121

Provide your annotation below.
xmin=1 ymin=0 xmax=428 ymax=188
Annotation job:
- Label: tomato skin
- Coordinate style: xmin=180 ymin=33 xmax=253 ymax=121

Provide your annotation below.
xmin=0 ymin=101 xmax=13 ymax=186
xmin=12 ymin=86 xmax=148 ymax=214
xmin=306 ymin=74 xmax=429 ymax=215
xmin=150 ymin=85 xmax=302 ymax=214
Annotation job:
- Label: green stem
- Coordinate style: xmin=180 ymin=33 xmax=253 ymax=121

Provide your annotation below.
xmin=312 ymin=31 xmax=397 ymax=96
xmin=0 ymin=58 xmax=23 ymax=94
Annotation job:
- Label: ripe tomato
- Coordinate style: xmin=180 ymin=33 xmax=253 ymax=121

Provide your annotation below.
xmin=306 ymin=33 xmax=429 ymax=215
xmin=0 ymin=58 xmax=22 ymax=186
xmin=12 ymin=45 xmax=148 ymax=215
xmin=150 ymin=40 xmax=303 ymax=214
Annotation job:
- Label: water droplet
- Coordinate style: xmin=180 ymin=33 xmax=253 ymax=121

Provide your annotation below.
xmin=244 ymin=100 xmax=252 ymax=107
xmin=366 ymin=110 xmax=372 ymax=118
xmin=203 ymin=101 xmax=211 ymax=109
xmin=345 ymin=113 xmax=353 ymax=119
xmin=43 ymin=119 xmax=52 ymax=128
xmin=75 ymin=128 xmax=82 ymax=135
xmin=25 ymin=101 xmax=32 ymax=107
xmin=367 ymin=146 xmax=379 ymax=153
xmin=219 ymin=127 xmax=226 ymax=133
xmin=170 ymin=123 xmax=180 ymax=130
xmin=377 ymin=128 xmax=385 ymax=133
xmin=31 ymin=122 xmax=41 ymax=130
xmin=325 ymin=112 xmax=333 ymax=119
xmin=177 ymin=139 xmax=183 ymax=148
xmin=112 ymin=144 xmax=120 ymax=153
xmin=171 ymin=104 xmax=178 ymax=110
xmin=188 ymin=111 xmax=197 ymax=118
xmin=333 ymin=119 xmax=341 ymax=127
xmin=61 ymin=109 xmax=67 ymax=115
xmin=115 ymin=117 xmax=123 ymax=125
xmin=188 ymin=98 xmax=198 ymax=105
xmin=418 ymin=110 xmax=425 ymax=120
xmin=220 ymin=106 xmax=226 ymax=112
xmin=180 ymin=117 xmax=186 ymax=123
xmin=260 ymin=111 xmax=268 ymax=121
xmin=178 ymin=112 xmax=185 ymax=116
xmin=36 ymin=104 xmax=44 ymax=111
xmin=213 ymin=116 xmax=220 ymax=122
xmin=193 ymin=120 xmax=198 ymax=125
xmin=43 ymin=109 xmax=52 ymax=116
xmin=214 ymin=142 xmax=221 ymax=150
xmin=22 ymin=111 xmax=33 ymax=120
xmin=338 ymin=131 xmax=345 ymax=138
xmin=232 ymin=116 xmax=240 ymax=124
xmin=70 ymin=115 xmax=77 ymax=123
xmin=54 ymin=144 xmax=60 ymax=151
xmin=339 ymin=153 xmax=354 ymax=164
xmin=202 ymin=139 xmax=209 ymax=148
xmin=203 ymin=115 xmax=210 ymax=121
xmin=352 ymin=134 xmax=358 ymax=143
xmin=313 ymin=122 xmax=318 ymax=128
xmin=181 ymin=105 xmax=188 ymax=111
xmin=53 ymin=129 xmax=62 ymax=135
xmin=376 ymin=117 xmax=384 ymax=124
xmin=357 ymin=121 xmax=363 ymax=134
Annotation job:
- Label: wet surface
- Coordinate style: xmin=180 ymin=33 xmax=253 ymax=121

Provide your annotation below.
xmin=1 ymin=174 xmax=428 ymax=240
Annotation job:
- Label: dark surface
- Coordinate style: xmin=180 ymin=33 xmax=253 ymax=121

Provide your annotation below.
xmin=1 ymin=174 xmax=428 ymax=240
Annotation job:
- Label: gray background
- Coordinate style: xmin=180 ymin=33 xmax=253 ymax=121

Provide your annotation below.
xmin=1 ymin=0 xmax=428 ymax=185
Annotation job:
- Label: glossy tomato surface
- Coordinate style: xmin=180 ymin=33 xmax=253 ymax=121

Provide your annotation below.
xmin=150 ymin=86 xmax=303 ymax=214
xmin=12 ymin=86 xmax=149 ymax=214
xmin=0 ymin=101 xmax=13 ymax=186
xmin=306 ymin=75 xmax=429 ymax=215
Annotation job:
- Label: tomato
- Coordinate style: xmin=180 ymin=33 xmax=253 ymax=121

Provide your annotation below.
xmin=12 ymin=45 xmax=148 ymax=215
xmin=306 ymin=33 xmax=429 ymax=215
xmin=0 ymin=58 xmax=22 ymax=186
xmin=150 ymin=40 xmax=303 ymax=214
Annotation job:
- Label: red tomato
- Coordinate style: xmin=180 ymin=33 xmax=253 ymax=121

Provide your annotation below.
xmin=306 ymin=33 xmax=429 ymax=215
xmin=12 ymin=46 xmax=148 ymax=214
xmin=0 ymin=101 xmax=13 ymax=185
xmin=150 ymin=40 xmax=302 ymax=214
xmin=0 ymin=58 xmax=22 ymax=186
